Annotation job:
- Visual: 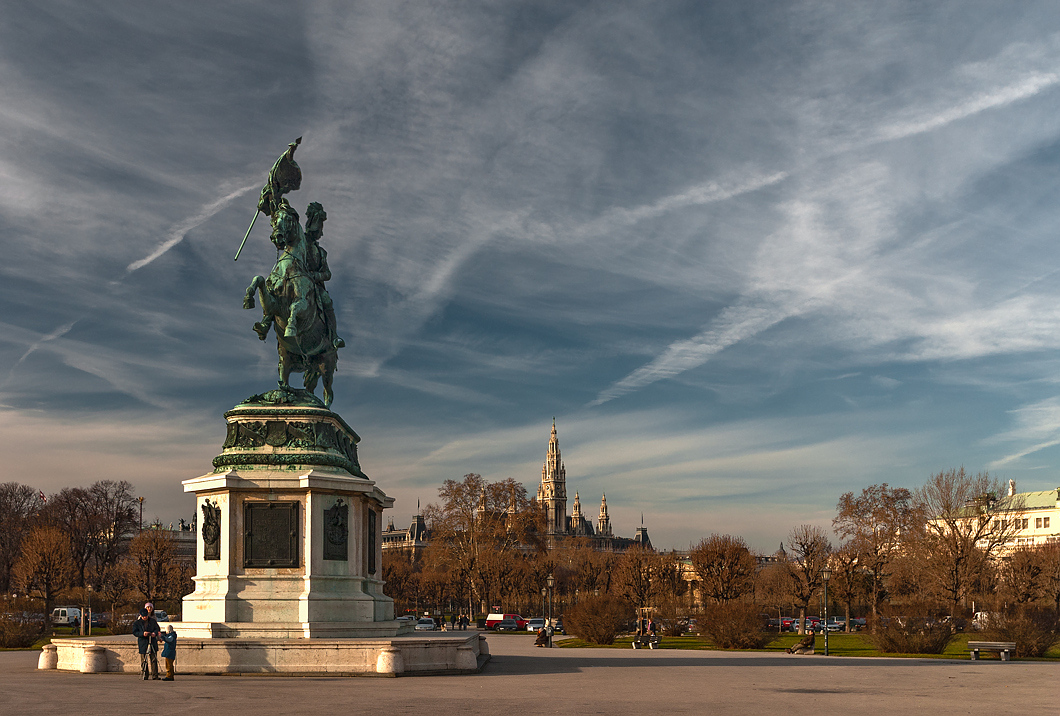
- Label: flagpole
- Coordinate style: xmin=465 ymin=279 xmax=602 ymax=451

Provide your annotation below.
xmin=233 ymin=137 xmax=301 ymax=262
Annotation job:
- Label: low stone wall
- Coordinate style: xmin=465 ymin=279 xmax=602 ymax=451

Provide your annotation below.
xmin=45 ymin=632 xmax=488 ymax=676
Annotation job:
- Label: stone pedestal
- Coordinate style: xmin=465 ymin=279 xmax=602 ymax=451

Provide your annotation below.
xmin=180 ymin=388 xmax=400 ymax=638
xmin=43 ymin=388 xmax=491 ymax=676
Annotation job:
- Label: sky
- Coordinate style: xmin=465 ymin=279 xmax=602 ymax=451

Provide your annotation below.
xmin=6 ymin=1 xmax=1060 ymax=552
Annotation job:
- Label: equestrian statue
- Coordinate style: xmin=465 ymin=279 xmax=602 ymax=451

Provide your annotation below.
xmin=238 ymin=138 xmax=345 ymax=407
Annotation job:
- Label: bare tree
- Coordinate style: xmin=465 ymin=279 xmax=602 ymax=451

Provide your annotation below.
xmin=41 ymin=487 xmax=96 ymax=588
xmin=1038 ymin=543 xmax=1060 ymax=624
xmin=826 ymin=543 xmax=864 ymax=632
xmin=612 ymin=545 xmax=657 ymax=609
xmin=127 ymin=528 xmax=177 ymax=603
xmin=13 ymin=525 xmax=72 ymax=635
xmin=999 ymin=547 xmax=1045 ymax=605
xmin=786 ymin=525 xmax=831 ymax=634
xmin=913 ymin=468 xmax=1023 ymax=614
xmin=88 ymin=480 xmax=139 ymax=579
xmin=424 ymin=474 xmax=544 ymax=613
xmin=0 ymin=483 xmax=40 ymax=593
xmin=689 ymin=534 xmax=757 ymax=604
xmin=833 ymin=483 xmax=915 ymax=624
xmin=96 ymin=561 xmax=135 ymax=625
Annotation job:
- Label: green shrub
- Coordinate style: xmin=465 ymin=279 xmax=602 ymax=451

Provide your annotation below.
xmin=565 ymin=594 xmax=634 ymax=645
xmin=698 ymin=602 xmax=770 ymax=649
xmin=983 ymin=609 xmax=1057 ymax=658
xmin=870 ymin=616 xmax=953 ymax=654
xmin=0 ymin=617 xmax=42 ymax=649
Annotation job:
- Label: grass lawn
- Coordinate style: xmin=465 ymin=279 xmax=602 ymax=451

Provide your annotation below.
xmin=558 ymin=631 xmax=1060 ymax=660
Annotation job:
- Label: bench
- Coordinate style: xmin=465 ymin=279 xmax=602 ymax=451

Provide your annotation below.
xmin=968 ymin=641 xmax=1016 ymax=661
xmin=631 ymin=634 xmax=659 ymax=649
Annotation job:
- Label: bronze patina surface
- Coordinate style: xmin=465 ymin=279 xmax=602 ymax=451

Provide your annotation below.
xmin=240 ymin=139 xmax=345 ymax=407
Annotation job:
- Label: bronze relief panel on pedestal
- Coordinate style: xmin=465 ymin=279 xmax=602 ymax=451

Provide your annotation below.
xmin=244 ymin=502 xmax=299 ymax=568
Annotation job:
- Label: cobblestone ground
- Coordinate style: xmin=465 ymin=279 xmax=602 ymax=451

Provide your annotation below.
xmin=3 ymin=632 xmax=1050 ymax=716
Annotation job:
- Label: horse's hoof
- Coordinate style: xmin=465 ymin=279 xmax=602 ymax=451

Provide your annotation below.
xmin=253 ymin=322 xmax=270 ymax=340
xmin=333 ymin=337 xmax=345 ymax=349
xmin=243 ymin=297 xmax=255 ymax=310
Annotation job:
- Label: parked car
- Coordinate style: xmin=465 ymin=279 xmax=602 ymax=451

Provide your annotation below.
xmin=485 ymin=613 xmax=528 ymax=629
xmin=396 ymin=615 xmax=416 ymax=625
xmin=493 ymin=619 xmax=521 ymax=632
xmin=154 ymin=610 xmax=169 ymax=622
xmin=526 ymin=618 xmax=546 ymax=632
xmin=414 ymin=618 xmax=438 ymax=631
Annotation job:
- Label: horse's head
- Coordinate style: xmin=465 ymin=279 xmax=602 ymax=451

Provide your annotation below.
xmin=270 ymin=200 xmax=302 ymax=250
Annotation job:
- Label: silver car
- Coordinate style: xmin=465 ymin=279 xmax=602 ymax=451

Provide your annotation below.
xmin=414 ymin=618 xmax=437 ymax=631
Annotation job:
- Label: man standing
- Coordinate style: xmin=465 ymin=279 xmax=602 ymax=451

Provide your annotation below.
xmin=133 ymin=603 xmax=161 ymax=680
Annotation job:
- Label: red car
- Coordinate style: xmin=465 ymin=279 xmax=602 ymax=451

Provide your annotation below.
xmin=485 ymin=613 xmax=527 ymax=629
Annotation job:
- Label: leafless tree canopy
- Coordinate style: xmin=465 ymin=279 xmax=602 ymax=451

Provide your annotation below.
xmin=833 ymin=483 xmax=916 ymax=623
xmin=689 ymin=533 xmax=756 ymax=603
xmin=786 ymin=524 xmax=831 ymax=633
xmin=913 ymin=468 xmax=1024 ymax=612
xmin=13 ymin=525 xmax=72 ymax=635
xmin=0 ymin=483 xmax=40 ymax=593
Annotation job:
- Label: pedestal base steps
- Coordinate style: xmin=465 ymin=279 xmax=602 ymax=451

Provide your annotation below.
xmin=43 ymin=632 xmax=489 ymax=676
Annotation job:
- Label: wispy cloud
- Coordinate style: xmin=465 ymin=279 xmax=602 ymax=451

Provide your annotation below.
xmin=988 ymin=396 xmax=1060 ymax=469
xmin=2 ymin=321 xmax=79 ymax=387
xmin=126 ymin=182 xmax=257 ymax=273
xmin=590 ymin=301 xmax=790 ymax=405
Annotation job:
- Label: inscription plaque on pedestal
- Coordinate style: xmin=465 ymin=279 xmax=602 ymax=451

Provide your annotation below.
xmin=244 ymin=501 xmax=299 ymax=568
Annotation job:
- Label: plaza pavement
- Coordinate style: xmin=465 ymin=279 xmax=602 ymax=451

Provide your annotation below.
xmin=2 ymin=630 xmax=1053 ymax=716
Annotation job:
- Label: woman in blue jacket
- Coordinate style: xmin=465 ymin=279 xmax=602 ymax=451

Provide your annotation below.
xmin=159 ymin=625 xmax=177 ymax=681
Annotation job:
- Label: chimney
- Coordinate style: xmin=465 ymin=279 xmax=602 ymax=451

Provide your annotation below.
xmin=1008 ymin=479 xmax=1016 ymax=498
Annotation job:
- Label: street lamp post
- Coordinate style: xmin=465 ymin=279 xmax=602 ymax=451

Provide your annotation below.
xmin=821 ymin=566 xmax=832 ymax=656
xmin=546 ymin=574 xmax=555 ymax=648
xmin=541 ymin=586 xmax=546 ymax=631
xmin=138 ymin=496 xmax=144 ymax=533
xmin=84 ymin=585 xmax=93 ymax=637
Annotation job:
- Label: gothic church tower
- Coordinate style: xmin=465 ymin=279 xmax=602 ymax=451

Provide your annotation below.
xmin=536 ymin=418 xmax=568 ymax=535
xmin=597 ymin=493 xmax=612 ymax=537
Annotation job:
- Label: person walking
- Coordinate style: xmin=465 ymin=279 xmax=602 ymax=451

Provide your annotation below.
xmin=159 ymin=625 xmax=177 ymax=681
xmin=132 ymin=605 xmax=161 ymax=680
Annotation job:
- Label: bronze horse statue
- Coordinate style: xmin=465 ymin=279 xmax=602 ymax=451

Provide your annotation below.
xmin=243 ymin=201 xmax=338 ymax=407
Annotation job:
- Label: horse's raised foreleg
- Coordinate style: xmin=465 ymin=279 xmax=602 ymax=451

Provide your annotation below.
xmin=245 ymin=276 xmax=277 ymax=341
xmin=243 ymin=276 xmax=264 ymax=309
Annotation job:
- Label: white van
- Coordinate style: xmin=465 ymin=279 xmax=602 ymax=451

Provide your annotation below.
xmin=51 ymin=607 xmax=81 ymax=626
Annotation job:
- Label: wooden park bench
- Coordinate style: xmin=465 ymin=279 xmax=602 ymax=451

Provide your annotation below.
xmin=968 ymin=641 xmax=1016 ymax=661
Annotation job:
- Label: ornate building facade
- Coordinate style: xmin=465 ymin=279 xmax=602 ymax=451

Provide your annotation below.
xmin=382 ymin=420 xmax=652 ymax=557
xmin=534 ymin=420 xmax=650 ymax=551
